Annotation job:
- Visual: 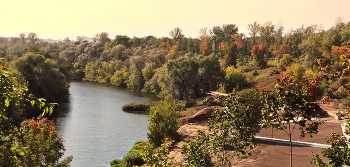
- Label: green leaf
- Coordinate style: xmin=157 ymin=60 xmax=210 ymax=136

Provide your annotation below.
xmin=31 ymin=100 xmax=35 ymax=107
xmin=5 ymin=98 xmax=9 ymax=108
xmin=49 ymin=107 xmax=53 ymax=115
xmin=45 ymin=107 xmax=49 ymax=114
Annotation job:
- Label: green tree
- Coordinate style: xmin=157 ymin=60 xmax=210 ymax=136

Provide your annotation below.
xmin=96 ymin=61 xmax=115 ymax=83
xmin=259 ymin=22 xmax=275 ymax=51
xmin=111 ymin=67 xmax=129 ymax=87
xmin=170 ymin=27 xmax=185 ymax=43
xmin=72 ymin=62 xmax=84 ymax=80
xmin=299 ymin=34 xmax=323 ymax=70
xmin=284 ymin=28 xmax=305 ymax=58
xmin=211 ymin=24 xmax=238 ymax=55
xmin=224 ymin=38 xmax=239 ymax=68
xmin=247 ymin=21 xmax=261 ymax=46
xmin=260 ymin=74 xmax=322 ymax=167
xmin=111 ymin=35 xmax=131 ymax=48
xmin=13 ymin=53 xmax=69 ymax=103
xmin=340 ymin=24 xmax=350 ymax=46
xmin=128 ymin=56 xmax=146 ymax=90
xmin=206 ymin=90 xmax=260 ymax=166
xmin=166 ymin=55 xmax=199 ymax=101
xmin=274 ymin=24 xmax=285 ymax=51
xmin=147 ymin=100 xmax=181 ymax=147
xmin=197 ymin=54 xmax=225 ymax=94
xmin=84 ymin=61 xmax=98 ymax=82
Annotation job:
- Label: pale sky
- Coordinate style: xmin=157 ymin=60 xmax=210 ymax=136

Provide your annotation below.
xmin=1 ymin=0 xmax=350 ymax=40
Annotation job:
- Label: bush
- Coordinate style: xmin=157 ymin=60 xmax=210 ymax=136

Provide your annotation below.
xmin=185 ymin=98 xmax=197 ymax=108
xmin=278 ymin=54 xmax=293 ymax=68
xmin=251 ymin=69 xmax=259 ymax=76
xmin=286 ymin=63 xmax=305 ymax=81
xmin=110 ymin=159 xmax=123 ymax=167
xmin=148 ymin=100 xmax=182 ymax=147
xmin=224 ymin=66 xmax=249 ymax=92
xmin=122 ymin=153 xmax=144 ymax=167
xmin=272 ymin=69 xmax=280 ymax=74
xmin=110 ymin=141 xmax=146 ymax=167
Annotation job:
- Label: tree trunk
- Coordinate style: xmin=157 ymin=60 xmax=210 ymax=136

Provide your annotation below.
xmin=290 ymin=133 xmax=292 ymax=167
xmin=289 ymin=132 xmax=292 ymax=167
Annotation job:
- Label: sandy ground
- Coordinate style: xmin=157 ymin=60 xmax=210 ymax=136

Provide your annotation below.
xmin=169 ymin=106 xmax=347 ymax=167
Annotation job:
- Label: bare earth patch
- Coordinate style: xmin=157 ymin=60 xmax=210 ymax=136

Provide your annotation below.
xmin=170 ymin=105 xmax=347 ymax=167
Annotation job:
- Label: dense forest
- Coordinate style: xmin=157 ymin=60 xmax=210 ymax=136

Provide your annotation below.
xmin=1 ymin=20 xmax=350 ymax=107
xmin=1 ymin=19 xmax=350 ymax=166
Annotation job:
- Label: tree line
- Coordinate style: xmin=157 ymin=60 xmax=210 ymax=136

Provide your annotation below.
xmin=0 ymin=19 xmax=350 ymax=106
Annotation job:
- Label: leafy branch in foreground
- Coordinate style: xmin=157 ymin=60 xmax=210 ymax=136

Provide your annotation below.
xmin=206 ymin=90 xmax=259 ymax=166
xmin=180 ymin=130 xmax=213 ymax=167
xmin=141 ymin=139 xmax=174 ymax=167
xmin=179 ymin=89 xmax=262 ymax=167
xmin=260 ymin=74 xmax=322 ymax=167
xmin=0 ymin=58 xmax=69 ymax=166
xmin=311 ymin=132 xmax=350 ymax=167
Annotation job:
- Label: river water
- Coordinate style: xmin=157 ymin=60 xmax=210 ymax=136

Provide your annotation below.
xmin=54 ymin=81 xmax=153 ymax=167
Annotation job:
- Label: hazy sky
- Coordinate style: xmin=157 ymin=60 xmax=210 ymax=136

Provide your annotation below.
xmin=2 ymin=0 xmax=350 ymax=40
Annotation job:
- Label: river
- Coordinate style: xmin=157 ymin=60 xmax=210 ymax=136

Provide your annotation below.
xmin=54 ymin=81 xmax=154 ymax=167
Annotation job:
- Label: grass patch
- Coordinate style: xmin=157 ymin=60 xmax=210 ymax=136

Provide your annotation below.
xmin=268 ymin=59 xmax=278 ymax=66
xmin=122 ymin=98 xmax=157 ymax=112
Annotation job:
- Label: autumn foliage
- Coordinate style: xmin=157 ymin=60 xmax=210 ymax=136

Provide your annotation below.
xmin=251 ymin=44 xmax=268 ymax=68
xmin=200 ymin=37 xmax=213 ymax=56
xmin=331 ymin=46 xmax=347 ymax=59
xmin=274 ymin=44 xmax=292 ymax=61
xmin=15 ymin=118 xmax=72 ymax=166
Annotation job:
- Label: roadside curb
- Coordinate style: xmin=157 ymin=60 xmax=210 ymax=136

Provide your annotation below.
xmin=255 ymin=136 xmax=332 ymax=148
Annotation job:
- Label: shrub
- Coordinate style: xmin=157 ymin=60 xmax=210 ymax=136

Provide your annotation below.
xmin=122 ymin=153 xmax=144 ymax=167
xmin=224 ymin=66 xmax=249 ymax=92
xmin=185 ymin=98 xmax=197 ymax=108
xmin=110 ymin=159 xmax=123 ymax=167
xmin=148 ymin=100 xmax=182 ymax=147
xmin=272 ymin=69 xmax=280 ymax=74
xmin=286 ymin=63 xmax=305 ymax=82
xmin=251 ymin=69 xmax=259 ymax=76
xmin=278 ymin=54 xmax=293 ymax=68
xmin=110 ymin=141 xmax=146 ymax=167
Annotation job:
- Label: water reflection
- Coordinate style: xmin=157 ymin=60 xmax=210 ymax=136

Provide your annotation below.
xmin=53 ymin=81 xmax=152 ymax=167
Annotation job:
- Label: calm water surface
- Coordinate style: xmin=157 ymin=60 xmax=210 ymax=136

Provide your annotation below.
xmin=54 ymin=81 xmax=153 ymax=167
